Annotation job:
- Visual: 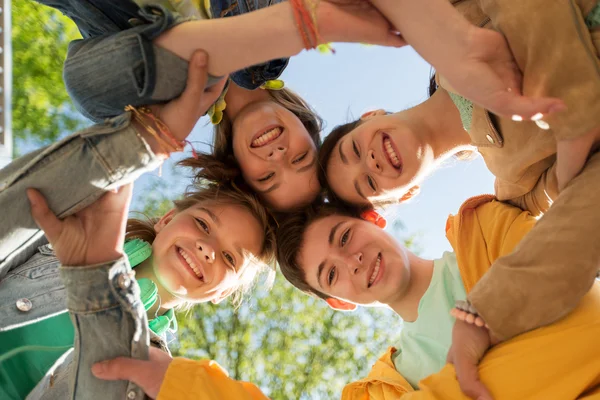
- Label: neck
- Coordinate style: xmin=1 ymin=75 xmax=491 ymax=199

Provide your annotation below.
xmin=135 ymin=256 xmax=182 ymax=317
xmin=398 ymin=89 xmax=472 ymax=163
xmin=224 ymin=82 xmax=272 ymax=121
xmin=387 ymin=253 xmax=434 ymax=322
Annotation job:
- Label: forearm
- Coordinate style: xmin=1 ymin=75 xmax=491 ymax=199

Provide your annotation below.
xmin=153 ymin=2 xmax=304 ymax=77
xmin=468 ymin=151 xmax=600 ymax=341
xmin=0 ymin=114 xmax=162 ymax=278
xmin=369 ymin=0 xmax=475 ymax=72
xmin=60 ymin=257 xmax=150 ymax=399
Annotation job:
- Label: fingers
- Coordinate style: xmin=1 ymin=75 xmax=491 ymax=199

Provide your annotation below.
xmin=453 ymin=350 xmax=493 ymax=400
xmin=198 ymin=76 xmax=228 ymax=114
xmin=492 ymin=93 xmax=567 ymax=123
xmin=27 ymin=189 xmax=64 ymax=243
xmin=387 ymin=30 xmax=407 ymax=48
xmin=181 ymin=50 xmax=210 ymax=102
xmin=92 ymin=357 xmax=161 ymax=399
xmin=92 ymin=357 xmax=148 ymax=382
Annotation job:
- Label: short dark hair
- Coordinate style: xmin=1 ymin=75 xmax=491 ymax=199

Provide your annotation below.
xmin=275 ymin=200 xmax=363 ymax=300
xmin=317 ymin=119 xmax=363 ymax=204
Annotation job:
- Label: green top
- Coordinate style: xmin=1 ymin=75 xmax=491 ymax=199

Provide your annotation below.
xmin=0 ymin=239 xmax=175 ymax=399
xmin=392 ymin=252 xmax=467 ymax=389
xmin=448 ymin=1 xmax=600 ymax=132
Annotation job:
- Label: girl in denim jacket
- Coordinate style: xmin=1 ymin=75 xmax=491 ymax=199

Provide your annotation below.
xmin=0 ymin=170 xmax=276 ymax=400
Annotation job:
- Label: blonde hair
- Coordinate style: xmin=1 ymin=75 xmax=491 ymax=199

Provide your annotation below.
xmin=126 ymin=162 xmax=277 ymax=307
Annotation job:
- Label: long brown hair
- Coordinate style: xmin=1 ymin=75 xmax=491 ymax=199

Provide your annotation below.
xmin=126 ymin=160 xmax=277 ymax=306
xmin=185 ymin=88 xmax=324 ymax=211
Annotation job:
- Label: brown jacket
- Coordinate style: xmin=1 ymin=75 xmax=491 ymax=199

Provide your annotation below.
xmin=441 ymin=0 xmax=600 ymax=340
xmin=442 ymin=0 xmax=600 ymax=216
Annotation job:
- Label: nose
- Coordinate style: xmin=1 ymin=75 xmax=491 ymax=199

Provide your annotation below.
xmin=196 ymin=240 xmax=215 ymax=264
xmin=348 ymin=251 xmax=363 ymax=275
xmin=366 ymin=149 xmax=382 ymax=173
xmin=267 ymin=146 xmax=287 ymax=161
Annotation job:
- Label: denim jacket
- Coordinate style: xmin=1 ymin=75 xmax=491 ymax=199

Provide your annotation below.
xmin=0 ymin=241 xmax=158 ymax=400
xmin=47 ymin=0 xmax=288 ymax=122
xmin=0 ymin=112 xmax=162 ymax=279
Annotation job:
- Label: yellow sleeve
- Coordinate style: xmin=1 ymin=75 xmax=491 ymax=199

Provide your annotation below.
xmin=473 ymin=200 xmax=537 ymax=263
xmin=341 ymin=349 xmax=414 ymax=400
xmin=477 ymin=0 xmax=600 ymax=141
xmin=157 ymin=358 xmax=269 ymax=400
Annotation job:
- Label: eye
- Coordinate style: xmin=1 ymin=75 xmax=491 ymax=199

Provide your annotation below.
xmin=367 ymin=176 xmax=377 ymax=192
xmin=223 ymin=252 xmax=236 ymax=268
xmin=328 ymin=266 xmax=336 ymax=286
xmin=340 ymin=228 xmax=350 ymax=247
xmin=352 ymin=140 xmax=360 ymax=158
xmin=292 ymin=152 xmax=308 ymax=164
xmin=258 ymin=172 xmax=274 ymax=182
xmin=195 ymin=218 xmax=210 ymax=234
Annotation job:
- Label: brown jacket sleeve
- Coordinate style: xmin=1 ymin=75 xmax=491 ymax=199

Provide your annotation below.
xmin=477 ymin=0 xmax=600 ymax=140
xmin=468 ymin=151 xmax=600 ymax=341
xmin=502 ymin=163 xmax=558 ymax=217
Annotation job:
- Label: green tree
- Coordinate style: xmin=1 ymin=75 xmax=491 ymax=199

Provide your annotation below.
xmin=173 ymin=274 xmax=405 ymax=400
xmin=12 ymin=0 xmax=83 ymax=154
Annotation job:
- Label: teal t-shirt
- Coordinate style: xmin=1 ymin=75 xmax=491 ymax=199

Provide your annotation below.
xmin=392 ymin=252 xmax=467 ymax=389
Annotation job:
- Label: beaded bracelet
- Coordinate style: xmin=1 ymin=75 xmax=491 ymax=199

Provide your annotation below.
xmin=289 ymin=0 xmax=335 ymax=53
xmin=125 ymin=105 xmax=198 ymax=159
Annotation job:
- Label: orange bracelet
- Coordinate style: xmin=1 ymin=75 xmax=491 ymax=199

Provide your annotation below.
xmin=125 ymin=105 xmax=198 ymax=159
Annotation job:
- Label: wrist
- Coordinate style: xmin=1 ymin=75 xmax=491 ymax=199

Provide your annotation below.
xmin=132 ymin=119 xmax=170 ymax=159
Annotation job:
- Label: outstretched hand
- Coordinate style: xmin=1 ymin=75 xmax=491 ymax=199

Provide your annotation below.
xmin=443 ymin=28 xmax=566 ymax=121
xmin=28 ymin=184 xmax=133 ymax=266
xmin=92 ymin=346 xmax=173 ymax=400
xmin=446 ymin=320 xmax=497 ymax=400
xmin=439 ymin=28 xmax=566 ymax=121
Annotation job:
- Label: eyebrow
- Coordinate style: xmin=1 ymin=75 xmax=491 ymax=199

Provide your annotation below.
xmin=199 ymin=207 xmax=220 ymax=225
xmin=233 ymin=243 xmax=244 ymax=269
xmin=338 ymin=140 xmax=349 ymax=165
xmin=354 ymin=180 xmax=367 ymax=201
xmin=317 ymin=221 xmax=344 ymax=289
xmin=296 ymin=156 xmax=317 ymax=174
xmin=259 ymin=182 xmax=281 ymax=194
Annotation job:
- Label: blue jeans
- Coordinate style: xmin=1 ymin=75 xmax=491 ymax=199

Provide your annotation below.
xmin=37 ymin=0 xmax=287 ymax=122
xmin=35 ymin=0 xmax=200 ymax=122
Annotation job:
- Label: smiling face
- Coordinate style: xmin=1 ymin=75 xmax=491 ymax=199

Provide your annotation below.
xmin=151 ymin=202 xmax=264 ymax=303
xmin=325 ymin=111 xmax=432 ymax=206
xmin=298 ymin=214 xmax=411 ymax=307
xmin=232 ymin=100 xmax=321 ymax=210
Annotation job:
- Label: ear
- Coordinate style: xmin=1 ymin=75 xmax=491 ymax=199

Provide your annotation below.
xmin=154 ymin=208 xmax=178 ymax=233
xmin=360 ymin=209 xmax=387 ymax=229
xmin=360 ymin=109 xmax=387 ymax=121
xmin=325 ymin=297 xmax=357 ymax=311
xmin=399 ymin=186 xmax=420 ymax=203
xmin=210 ymin=287 xmax=235 ymax=305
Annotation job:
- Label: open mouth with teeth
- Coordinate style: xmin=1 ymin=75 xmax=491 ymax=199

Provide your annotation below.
xmin=177 ymin=247 xmax=204 ymax=282
xmin=382 ymin=134 xmax=403 ymax=171
xmin=251 ymin=126 xmax=283 ymax=148
xmin=368 ymin=253 xmax=383 ymax=288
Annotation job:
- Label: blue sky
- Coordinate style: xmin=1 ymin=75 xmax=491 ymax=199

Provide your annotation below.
xmin=133 ymin=43 xmax=495 ymax=260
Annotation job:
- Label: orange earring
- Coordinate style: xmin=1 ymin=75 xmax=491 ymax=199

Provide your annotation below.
xmin=361 ymin=210 xmax=387 ymax=229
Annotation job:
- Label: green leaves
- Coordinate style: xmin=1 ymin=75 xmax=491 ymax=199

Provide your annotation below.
xmin=172 ymin=273 xmax=404 ymax=399
xmin=12 ymin=0 xmax=84 ymax=155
